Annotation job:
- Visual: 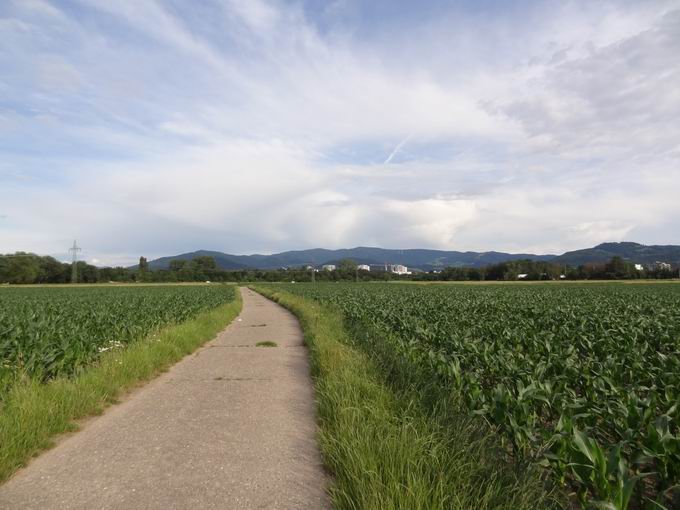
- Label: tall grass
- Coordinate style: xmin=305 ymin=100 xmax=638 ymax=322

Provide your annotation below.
xmin=252 ymin=285 xmax=558 ymax=509
xmin=0 ymin=292 xmax=241 ymax=483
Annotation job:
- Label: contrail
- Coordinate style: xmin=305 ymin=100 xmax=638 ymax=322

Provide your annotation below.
xmin=383 ymin=133 xmax=413 ymax=164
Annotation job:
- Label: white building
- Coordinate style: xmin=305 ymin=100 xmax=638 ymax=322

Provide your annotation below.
xmin=322 ymin=264 xmax=336 ymax=271
xmin=357 ymin=264 xmax=370 ymax=271
xmin=656 ymin=261 xmax=672 ymax=271
xmin=634 ymin=264 xmax=644 ymax=271
xmin=389 ymin=264 xmax=411 ymax=275
xmin=517 ymin=273 xmax=528 ymax=280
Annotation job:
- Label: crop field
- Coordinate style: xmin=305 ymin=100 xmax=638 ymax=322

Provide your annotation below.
xmin=0 ymin=284 xmax=235 ymax=389
xmin=273 ymin=282 xmax=680 ymax=508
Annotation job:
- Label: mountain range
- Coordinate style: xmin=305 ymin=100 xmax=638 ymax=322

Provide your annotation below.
xmin=143 ymin=242 xmax=680 ymax=272
xmin=552 ymin=242 xmax=680 ymax=266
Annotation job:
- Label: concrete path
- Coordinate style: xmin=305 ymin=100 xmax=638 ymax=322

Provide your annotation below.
xmin=0 ymin=288 xmax=329 ymax=509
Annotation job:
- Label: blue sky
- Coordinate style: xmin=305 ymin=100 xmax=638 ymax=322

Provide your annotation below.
xmin=1 ymin=0 xmax=679 ymax=266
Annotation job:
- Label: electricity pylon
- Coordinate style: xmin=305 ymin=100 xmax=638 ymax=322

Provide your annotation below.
xmin=69 ymin=240 xmax=81 ymax=283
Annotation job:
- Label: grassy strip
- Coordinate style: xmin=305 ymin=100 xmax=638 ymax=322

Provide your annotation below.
xmin=0 ymin=290 xmax=241 ymax=483
xmin=251 ymin=285 xmax=556 ymax=509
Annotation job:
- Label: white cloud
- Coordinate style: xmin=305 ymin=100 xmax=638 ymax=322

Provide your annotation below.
xmin=496 ymin=8 xmax=680 ymax=161
xmin=10 ymin=0 xmax=65 ymax=20
xmin=1 ymin=0 xmax=679 ymax=264
xmin=226 ymin=0 xmax=280 ymax=33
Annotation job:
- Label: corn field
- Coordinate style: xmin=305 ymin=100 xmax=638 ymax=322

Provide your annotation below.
xmin=277 ymin=282 xmax=680 ymax=509
xmin=0 ymin=285 xmax=235 ymax=387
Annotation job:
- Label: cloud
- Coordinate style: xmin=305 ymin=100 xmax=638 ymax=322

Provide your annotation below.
xmin=1 ymin=0 xmax=679 ymax=264
xmin=496 ymin=8 xmax=680 ymax=161
xmin=226 ymin=0 xmax=280 ymax=33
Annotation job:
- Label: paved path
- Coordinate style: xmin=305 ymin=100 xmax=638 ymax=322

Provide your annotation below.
xmin=0 ymin=288 xmax=329 ymax=509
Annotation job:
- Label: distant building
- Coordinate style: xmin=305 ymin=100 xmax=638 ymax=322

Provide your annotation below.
xmin=634 ymin=264 xmax=644 ymax=271
xmin=357 ymin=264 xmax=370 ymax=271
xmin=517 ymin=274 xmax=528 ymax=280
xmin=322 ymin=264 xmax=336 ymax=271
xmin=389 ymin=264 xmax=411 ymax=275
xmin=369 ymin=263 xmax=411 ymax=274
xmin=656 ymin=261 xmax=672 ymax=271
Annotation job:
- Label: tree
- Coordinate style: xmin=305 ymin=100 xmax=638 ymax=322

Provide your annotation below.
xmin=98 ymin=266 xmax=131 ymax=282
xmin=1 ymin=253 xmax=41 ymax=284
xmin=76 ymin=261 xmax=99 ymax=283
xmin=191 ymin=256 xmax=217 ymax=271
xmin=139 ymin=256 xmax=149 ymax=273
xmin=188 ymin=256 xmax=218 ymax=281
xmin=169 ymin=260 xmax=188 ymax=272
xmin=0 ymin=256 xmax=8 ymax=283
xmin=338 ymin=259 xmax=357 ymax=272
xmin=38 ymin=256 xmax=69 ymax=283
xmin=485 ymin=262 xmax=508 ymax=281
xmin=605 ymin=256 xmax=634 ymax=279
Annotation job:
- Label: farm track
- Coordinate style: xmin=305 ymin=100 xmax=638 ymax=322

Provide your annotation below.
xmin=0 ymin=288 xmax=329 ymax=509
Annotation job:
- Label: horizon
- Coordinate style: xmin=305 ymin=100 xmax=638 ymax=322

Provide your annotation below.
xmin=7 ymin=239 xmax=679 ymax=268
xmin=2 ymin=1 xmax=680 ymax=266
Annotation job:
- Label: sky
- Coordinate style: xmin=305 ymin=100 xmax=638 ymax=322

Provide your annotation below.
xmin=1 ymin=0 xmax=679 ymax=266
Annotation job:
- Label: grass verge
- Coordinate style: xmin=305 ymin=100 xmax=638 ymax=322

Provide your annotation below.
xmin=251 ymin=285 xmax=557 ymax=509
xmin=0 ymin=290 xmax=241 ymax=483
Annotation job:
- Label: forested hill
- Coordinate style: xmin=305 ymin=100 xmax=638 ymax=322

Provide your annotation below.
xmin=145 ymin=243 xmax=680 ymax=271
xmin=553 ymin=242 xmax=680 ymax=266
xmin=146 ymin=247 xmax=556 ymax=271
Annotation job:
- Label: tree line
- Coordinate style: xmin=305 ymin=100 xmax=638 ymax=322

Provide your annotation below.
xmin=0 ymin=253 xmax=128 ymax=284
xmin=1 ymin=253 xmax=677 ymax=285
xmin=0 ymin=254 xmax=385 ymax=284
xmin=414 ymin=256 xmax=678 ymax=281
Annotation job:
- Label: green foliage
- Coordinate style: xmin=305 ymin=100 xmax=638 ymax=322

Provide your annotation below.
xmin=0 ymin=252 xmax=122 ymax=284
xmin=0 ymin=285 xmax=236 ymax=389
xmin=0 ymin=294 xmax=241 ymax=483
xmin=253 ymin=285 xmax=553 ymax=509
xmin=3 ymin=251 xmax=674 ymax=285
xmin=0 ymin=253 xmax=51 ymax=284
xmin=138 ymin=256 xmax=149 ymax=272
xmin=271 ymin=282 xmax=680 ymax=508
xmin=337 ymin=258 xmax=357 ymax=272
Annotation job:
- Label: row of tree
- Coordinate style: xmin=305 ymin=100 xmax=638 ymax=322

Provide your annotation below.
xmin=0 ymin=254 xmax=391 ymax=284
xmin=1 ymin=253 xmax=677 ymax=285
xmin=138 ymin=258 xmax=391 ymax=283
xmin=414 ymin=257 xmax=678 ymax=281
xmin=0 ymin=253 xmax=131 ymax=284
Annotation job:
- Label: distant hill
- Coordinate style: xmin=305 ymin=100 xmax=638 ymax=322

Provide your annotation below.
xmin=141 ymin=242 xmax=680 ymax=271
xmin=552 ymin=242 xmax=680 ymax=266
xmin=145 ymin=247 xmax=556 ymax=271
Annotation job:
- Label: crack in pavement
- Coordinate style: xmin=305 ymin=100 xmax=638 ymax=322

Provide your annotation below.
xmin=166 ymin=377 xmax=273 ymax=382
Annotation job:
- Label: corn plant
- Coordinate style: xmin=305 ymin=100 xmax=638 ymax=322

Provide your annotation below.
xmin=273 ymin=282 xmax=680 ymax=507
xmin=0 ymin=285 xmax=235 ymax=386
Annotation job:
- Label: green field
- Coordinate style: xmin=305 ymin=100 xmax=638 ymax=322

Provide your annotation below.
xmin=267 ymin=282 xmax=680 ymax=508
xmin=0 ymin=284 xmax=236 ymax=390
xmin=0 ymin=283 xmax=240 ymax=482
